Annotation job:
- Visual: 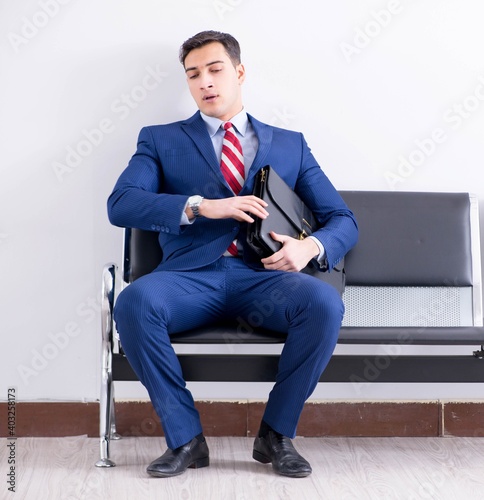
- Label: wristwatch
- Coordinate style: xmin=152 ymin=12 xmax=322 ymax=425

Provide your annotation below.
xmin=188 ymin=195 xmax=204 ymax=218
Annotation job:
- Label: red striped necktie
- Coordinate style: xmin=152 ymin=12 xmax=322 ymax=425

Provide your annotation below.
xmin=221 ymin=122 xmax=244 ymax=256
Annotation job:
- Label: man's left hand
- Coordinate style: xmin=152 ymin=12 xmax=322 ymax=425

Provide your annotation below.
xmin=260 ymin=232 xmax=320 ymax=272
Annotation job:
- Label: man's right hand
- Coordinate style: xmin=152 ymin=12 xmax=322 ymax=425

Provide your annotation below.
xmin=195 ymin=196 xmax=269 ymax=223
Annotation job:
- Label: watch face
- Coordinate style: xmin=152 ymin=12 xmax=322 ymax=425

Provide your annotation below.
xmin=190 ymin=196 xmax=202 ymax=207
xmin=190 ymin=195 xmax=203 ymax=217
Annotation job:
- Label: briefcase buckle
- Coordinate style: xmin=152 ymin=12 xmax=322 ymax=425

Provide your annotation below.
xmin=298 ymin=229 xmax=308 ymax=240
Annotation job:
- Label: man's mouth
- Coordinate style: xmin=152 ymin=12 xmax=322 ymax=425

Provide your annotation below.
xmin=203 ymin=94 xmax=218 ymax=102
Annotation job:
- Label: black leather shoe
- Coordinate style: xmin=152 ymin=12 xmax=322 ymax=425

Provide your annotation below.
xmin=253 ymin=430 xmax=312 ymax=478
xmin=147 ymin=435 xmax=209 ymax=478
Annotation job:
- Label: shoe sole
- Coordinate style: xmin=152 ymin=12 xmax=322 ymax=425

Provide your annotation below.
xmin=147 ymin=456 xmax=210 ymax=478
xmin=253 ymin=449 xmax=311 ymax=478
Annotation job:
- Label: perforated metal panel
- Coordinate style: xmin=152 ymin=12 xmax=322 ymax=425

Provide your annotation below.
xmin=342 ymin=286 xmax=473 ymax=327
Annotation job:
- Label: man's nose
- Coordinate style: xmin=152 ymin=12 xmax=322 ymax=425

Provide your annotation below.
xmin=199 ymin=73 xmax=213 ymax=90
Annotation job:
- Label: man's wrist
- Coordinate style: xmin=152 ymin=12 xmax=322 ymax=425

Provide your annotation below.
xmin=307 ymin=236 xmax=325 ymax=263
xmin=187 ymin=195 xmax=204 ymax=219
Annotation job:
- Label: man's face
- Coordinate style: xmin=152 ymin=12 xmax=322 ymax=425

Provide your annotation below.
xmin=184 ymin=42 xmax=245 ymax=121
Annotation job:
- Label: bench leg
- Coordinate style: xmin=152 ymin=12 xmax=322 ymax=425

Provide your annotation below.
xmin=96 ymin=376 xmax=115 ymax=468
xmin=110 ymin=385 xmax=121 ymax=441
xmin=95 ymin=264 xmax=117 ymax=468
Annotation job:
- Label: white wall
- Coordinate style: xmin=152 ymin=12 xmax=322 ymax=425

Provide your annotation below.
xmin=2 ymin=0 xmax=484 ymax=403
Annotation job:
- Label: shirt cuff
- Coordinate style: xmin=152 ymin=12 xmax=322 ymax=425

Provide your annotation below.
xmin=307 ymin=236 xmax=326 ymax=268
xmin=180 ymin=198 xmax=195 ymax=225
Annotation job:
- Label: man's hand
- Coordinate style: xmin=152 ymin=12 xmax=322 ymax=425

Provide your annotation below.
xmin=261 ymin=232 xmax=320 ymax=272
xmin=196 ymin=196 xmax=269 ymax=223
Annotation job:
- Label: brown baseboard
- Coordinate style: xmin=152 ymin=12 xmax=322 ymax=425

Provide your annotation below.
xmin=1 ymin=400 xmax=483 ymax=438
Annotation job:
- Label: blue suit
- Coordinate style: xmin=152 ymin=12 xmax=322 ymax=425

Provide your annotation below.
xmin=108 ymin=111 xmax=358 ymax=448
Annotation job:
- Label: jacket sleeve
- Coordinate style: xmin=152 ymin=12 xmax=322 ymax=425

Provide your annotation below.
xmin=295 ymin=134 xmax=358 ymax=271
xmin=107 ymin=127 xmax=188 ymax=234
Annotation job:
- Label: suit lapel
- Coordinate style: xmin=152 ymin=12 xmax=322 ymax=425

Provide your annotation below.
xmin=181 ymin=111 xmax=218 ymax=167
xmin=181 ymin=112 xmax=234 ymax=194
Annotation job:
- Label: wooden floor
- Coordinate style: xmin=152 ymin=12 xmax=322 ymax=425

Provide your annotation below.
xmin=3 ymin=436 xmax=484 ymax=499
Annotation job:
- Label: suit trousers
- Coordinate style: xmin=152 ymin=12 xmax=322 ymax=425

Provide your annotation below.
xmin=114 ymin=256 xmax=344 ymax=449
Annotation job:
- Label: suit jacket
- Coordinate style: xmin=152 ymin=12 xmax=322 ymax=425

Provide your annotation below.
xmin=107 ymin=111 xmax=358 ymax=272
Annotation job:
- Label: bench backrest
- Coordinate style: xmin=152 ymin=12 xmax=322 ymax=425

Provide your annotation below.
xmin=340 ymin=191 xmax=482 ymax=327
xmin=123 ymin=191 xmax=482 ymax=328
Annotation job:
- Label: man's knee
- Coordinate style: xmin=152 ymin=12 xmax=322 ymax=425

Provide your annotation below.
xmin=114 ymin=280 xmax=166 ymax=330
xmin=300 ymin=280 xmax=344 ymax=332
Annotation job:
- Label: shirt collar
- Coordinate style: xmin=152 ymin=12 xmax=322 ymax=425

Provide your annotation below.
xmin=200 ymin=109 xmax=249 ymax=138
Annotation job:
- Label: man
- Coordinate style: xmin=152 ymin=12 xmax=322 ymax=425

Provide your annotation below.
xmin=108 ymin=30 xmax=358 ymax=478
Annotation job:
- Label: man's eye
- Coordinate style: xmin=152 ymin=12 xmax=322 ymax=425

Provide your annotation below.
xmin=188 ymin=74 xmax=199 ymax=79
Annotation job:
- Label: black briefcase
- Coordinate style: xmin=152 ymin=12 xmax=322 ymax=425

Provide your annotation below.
xmin=247 ymin=165 xmax=318 ymax=257
xmin=247 ymin=165 xmax=345 ymax=295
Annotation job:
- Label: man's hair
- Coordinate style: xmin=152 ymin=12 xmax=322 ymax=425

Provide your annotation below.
xmin=179 ymin=31 xmax=241 ymax=67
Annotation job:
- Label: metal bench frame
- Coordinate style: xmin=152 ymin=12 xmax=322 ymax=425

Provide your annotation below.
xmin=96 ymin=191 xmax=484 ymax=467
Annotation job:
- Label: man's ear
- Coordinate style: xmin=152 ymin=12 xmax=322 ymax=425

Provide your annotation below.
xmin=236 ymin=63 xmax=246 ymax=85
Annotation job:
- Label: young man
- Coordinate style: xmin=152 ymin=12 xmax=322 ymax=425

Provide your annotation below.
xmin=108 ymin=30 xmax=358 ymax=478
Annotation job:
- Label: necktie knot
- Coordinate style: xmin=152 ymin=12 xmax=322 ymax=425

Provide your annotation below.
xmin=223 ymin=122 xmax=233 ymax=132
